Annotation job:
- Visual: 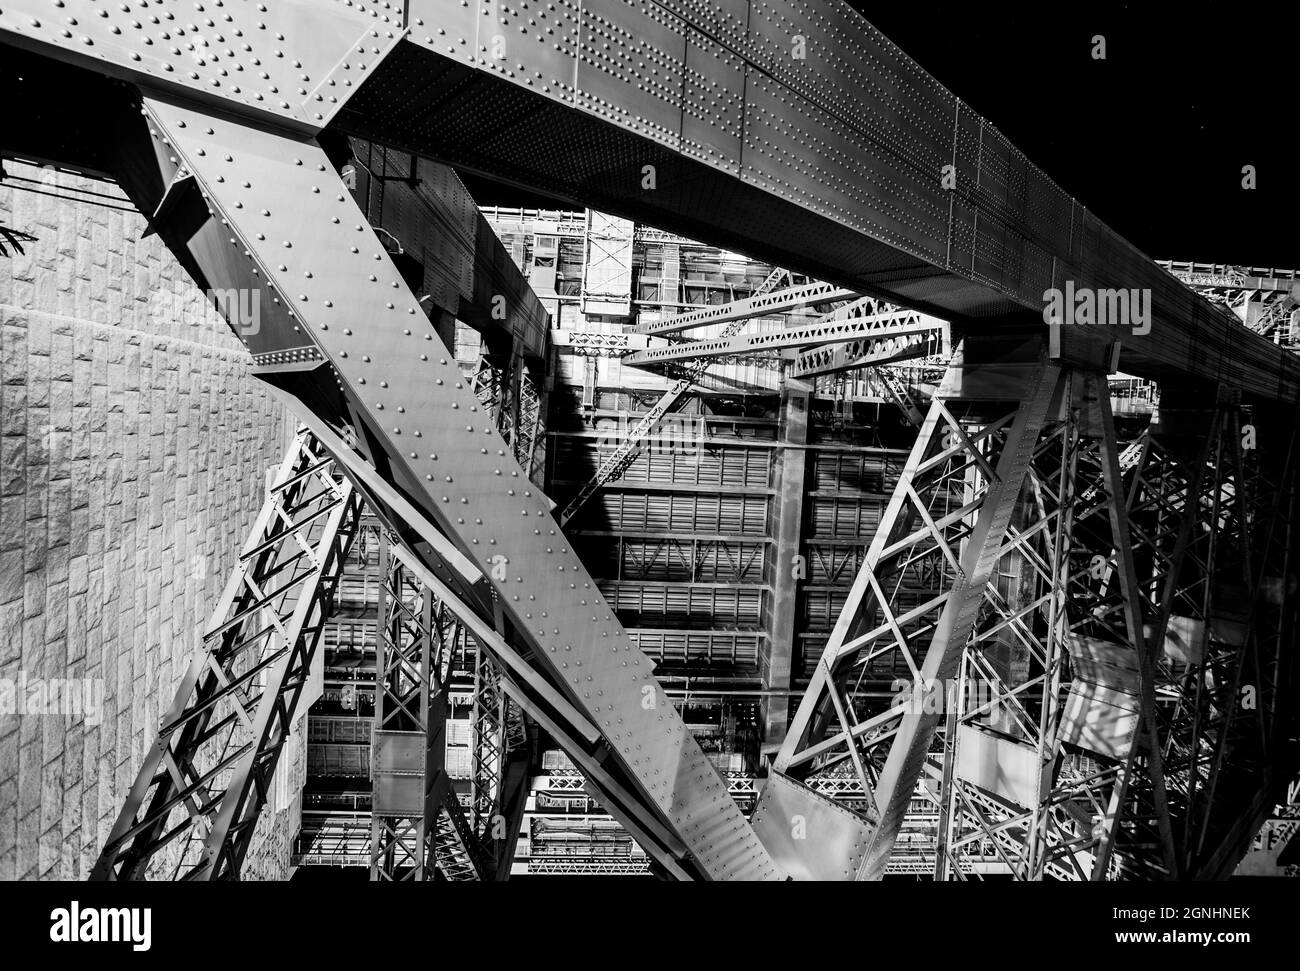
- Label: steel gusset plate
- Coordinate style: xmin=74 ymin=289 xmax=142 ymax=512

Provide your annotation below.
xmin=0 ymin=0 xmax=405 ymax=131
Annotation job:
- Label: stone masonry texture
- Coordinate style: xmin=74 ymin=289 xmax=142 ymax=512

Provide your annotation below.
xmin=0 ymin=162 xmax=296 ymax=879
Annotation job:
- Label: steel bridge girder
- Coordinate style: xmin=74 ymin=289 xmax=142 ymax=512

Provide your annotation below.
xmin=121 ymin=96 xmax=780 ymax=881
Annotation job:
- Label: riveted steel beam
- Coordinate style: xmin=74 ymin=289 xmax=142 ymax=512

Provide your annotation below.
xmin=103 ymin=96 xmax=781 ymax=881
xmin=6 ymin=3 xmax=1300 ymax=397
xmin=0 ymin=0 xmax=404 ymax=132
xmin=338 ymin=2 xmax=1300 ymax=399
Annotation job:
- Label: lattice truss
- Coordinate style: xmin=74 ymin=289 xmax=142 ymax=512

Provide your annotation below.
xmin=557 ymin=266 xmax=798 ymax=526
xmin=369 ymin=535 xmax=485 ymax=882
xmin=467 ymin=351 xmax=546 ymax=488
xmin=769 ymin=344 xmax=1299 ymax=880
xmin=1130 ymin=400 xmax=1298 ymax=878
xmin=92 ymin=420 xmax=531 ymax=881
xmin=561 ymin=271 xmax=946 ymax=526
xmin=933 ymin=370 xmax=1171 ymax=881
xmin=470 ymin=647 xmax=527 ymax=840
xmin=92 ymin=432 xmax=363 ymax=880
xmin=771 ymin=355 xmax=1062 ymax=876
xmin=1159 ymin=262 xmax=1300 ymax=348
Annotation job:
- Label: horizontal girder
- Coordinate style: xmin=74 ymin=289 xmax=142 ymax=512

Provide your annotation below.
xmin=632 ymin=282 xmax=857 ymax=336
xmin=3 ymin=2 xmax=1297 ymax=396
xmin=624 ymin=302 xmax=946 ymax=367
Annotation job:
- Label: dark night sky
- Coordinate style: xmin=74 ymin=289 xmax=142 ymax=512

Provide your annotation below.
xmin=467 ymin=2 xmax=1296 ymax=268
xmin=853 ymin=1 xmax=1297 ymax=267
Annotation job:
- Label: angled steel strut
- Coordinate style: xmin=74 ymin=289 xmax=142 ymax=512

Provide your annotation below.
xmin=931 ymin=373 xmax=1176 ymax=881
xmin=90 ymin=93 xmax=782 ymax=879
xmin=92 ymin=432 xmax=361 ymax=880
xmin=754 ymin=338 xmax=1064 ymax=878
xmin=632 ymin=281 xmax=855 ymax=337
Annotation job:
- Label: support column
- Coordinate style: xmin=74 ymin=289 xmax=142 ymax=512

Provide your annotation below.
xmin=859 ymin=355 xmax=1061 ymax=880
xmin=753 ymin=335 xmax=1066 ymax=878
xmin=370 ymin=534 xmax=486 ymax=881
xmin=764 ymin=381 xmax=810 ymax=747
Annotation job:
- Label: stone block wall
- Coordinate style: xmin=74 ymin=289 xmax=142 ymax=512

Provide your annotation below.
xmin=0 ymin=161 xmax=295 ymax=879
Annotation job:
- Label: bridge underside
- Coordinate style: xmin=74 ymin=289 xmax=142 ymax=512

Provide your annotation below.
xmin=1 ymin=0 xmax=1297 ymax=881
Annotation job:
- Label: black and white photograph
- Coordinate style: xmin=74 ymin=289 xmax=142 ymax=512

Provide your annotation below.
xmin=0 ymin=0 xmax=1295 ymax=954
